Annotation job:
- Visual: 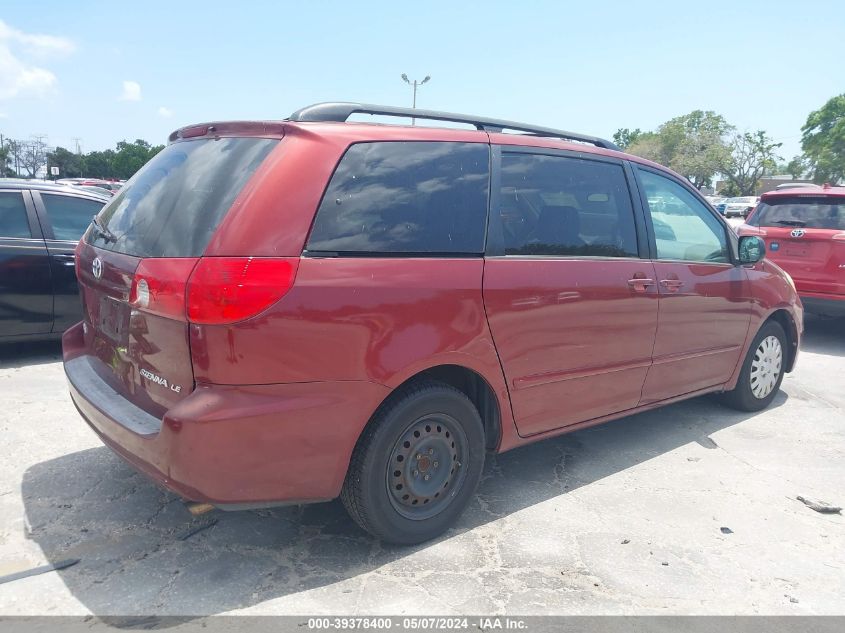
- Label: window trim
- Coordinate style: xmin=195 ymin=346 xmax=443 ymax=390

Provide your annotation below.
xmin=485 ymin=145 xmax=647 ymax=260
xmin=631 ymin=164 xmax=738 ymax=265
xmin=31 ymin=190 xmax=106 ymax=242
xmin=303 ymin=140 xmax=492 ymax=258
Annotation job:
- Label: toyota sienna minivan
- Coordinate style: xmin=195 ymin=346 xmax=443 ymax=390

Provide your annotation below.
xmin=63 ymin=103 xmax=802 ymax=544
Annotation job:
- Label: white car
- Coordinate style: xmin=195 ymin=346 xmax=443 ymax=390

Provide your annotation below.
xmin=774 ymin=182 xmax=820 ymax=191
xmin=723 ymin=196 xmax=759 ymax=218
xmin=705 ymin=196 xmax=726 ymax=209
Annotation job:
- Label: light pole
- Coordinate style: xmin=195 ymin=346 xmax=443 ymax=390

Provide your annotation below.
xmin=401 ymin=74 xmax=430 ymax=125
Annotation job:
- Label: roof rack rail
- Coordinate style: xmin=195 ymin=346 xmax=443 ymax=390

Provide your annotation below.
xmin=288 ymin=102 xmax=620 ymax=151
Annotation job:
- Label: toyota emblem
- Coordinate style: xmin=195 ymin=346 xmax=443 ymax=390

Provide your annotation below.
xmin=790 ymin=229 xmax=805 ymax=238
xmin=92 ymin=257 xmax=103 ymax=279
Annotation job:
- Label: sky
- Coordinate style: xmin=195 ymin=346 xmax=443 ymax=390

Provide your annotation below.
xmin=0 ymin=0 xmax=842 ymax=161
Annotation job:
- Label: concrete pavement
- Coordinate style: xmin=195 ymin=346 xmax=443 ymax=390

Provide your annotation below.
xmin=0 ymin=318 xmax=843 ymax=616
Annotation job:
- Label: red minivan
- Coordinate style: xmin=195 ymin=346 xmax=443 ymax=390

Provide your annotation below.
xmin=63 ymin=103 xmax=802 ymax=544
xmin=739 ymin=186 xmax=845 ymax=317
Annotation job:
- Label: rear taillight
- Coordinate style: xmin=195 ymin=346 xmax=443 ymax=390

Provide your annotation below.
xmin=129 ymin=256 xmax=299 ymax=324
xmin=129 ymin=258 xmax=199 ymax=320
xmin=186 ymin=257 xmax=299 ymax=325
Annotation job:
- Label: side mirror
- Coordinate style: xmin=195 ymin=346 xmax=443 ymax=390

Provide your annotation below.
xmin=738 ymin=235 xmax=765 ymax=264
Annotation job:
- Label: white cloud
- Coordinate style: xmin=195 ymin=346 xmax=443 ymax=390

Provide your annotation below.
xmin=0 ymin=20 xmax=74 ymax=101
xmin=119 ymin=80 xmax=142 ymax=101
xmin=157 ymin=106 xmax=173 ymax=118
xmin=0 ymin=19 xmax=75 ymax=56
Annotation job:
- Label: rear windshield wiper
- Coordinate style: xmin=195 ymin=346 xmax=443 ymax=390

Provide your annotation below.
xmin=91 ymin=215 xmax=118 ymax=243
xmin=774 ymin=220 xmax=807 ymax=227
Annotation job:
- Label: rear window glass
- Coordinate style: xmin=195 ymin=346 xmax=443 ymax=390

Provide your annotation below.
xmin=306 ymin=141 xmax=489 ymax=254
xmin=750 ymin=197 xmax=845 ymax=230
xmin=88 ymin=137 xmax=278 ymax=257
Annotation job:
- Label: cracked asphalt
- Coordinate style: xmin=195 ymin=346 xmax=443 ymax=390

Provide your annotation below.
xmin=0 ymin=317 xmax=843 ymax=616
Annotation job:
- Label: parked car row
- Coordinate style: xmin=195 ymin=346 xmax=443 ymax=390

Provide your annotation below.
xmin=56 ymin=178 xmax=125 ymax=197
xmin=704 ymin=195 xmax=726 ymax=210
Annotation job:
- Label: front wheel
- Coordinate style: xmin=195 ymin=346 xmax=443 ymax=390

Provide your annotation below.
xmin=341 ymin=380 xmax=485 ymax=544
xmin=718 ymin=320 xmax=787 ymax=412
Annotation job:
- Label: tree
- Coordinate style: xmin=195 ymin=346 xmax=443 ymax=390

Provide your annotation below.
xmin=83 ymin=149 xmax=116 ymax=179
xmin=3 ymin=134 xmax=166 ymax=180
xmin=19 ymin=139 xmax=49 ymax=178
xmin=46 ymin=147 xmax=85 ymax=179
xmin=6 ymin=140 xmax=23 ymax=176
xmin=786 ymin=156 xmax=808 ymax=180
xmin=110 ymin=139 xmax=164 ymax=179
xmin=801 ymin=93 xmax=845 ymax=184
xmin=612 ymin=128 xmax=644 ymax=151
xmin=658 ymin=111 xmax=733 ymax=189
xmin=626 ymin=133 xmax=665 ymax=163
xmin=719 ymin=181 xmax=741 ymax=197
xmin=0 ymin=141 xmax=12 ymax=177
xmin=623 ymin=111 xmax=733 ymax=189
xmin=721 ymin=131 xmax=782 ymax=195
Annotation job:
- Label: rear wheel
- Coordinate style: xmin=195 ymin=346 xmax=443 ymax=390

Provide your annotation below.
xmin=718 ymin=320 xmax=787 ymax=412
xmin=341 ymin=380 xmax=485 ymax=544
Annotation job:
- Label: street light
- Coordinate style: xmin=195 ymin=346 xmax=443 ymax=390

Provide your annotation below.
xmin=401 ymin=74 xmax=431 ymax=125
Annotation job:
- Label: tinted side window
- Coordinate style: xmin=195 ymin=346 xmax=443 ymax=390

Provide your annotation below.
xmin=307 ymin=142 xmax=489 ymax=254
xmin=639 ymin=170 xmax=729 ymax=263
xmin=0 ymin=192 xmax=31 ymax=238
xmin=498 ymin=153 xmax=638 ymax=257
xmin=41 ymin=194 xmax=105 ymax=241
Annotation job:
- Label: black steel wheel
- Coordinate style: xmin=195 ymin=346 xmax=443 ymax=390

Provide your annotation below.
xmin=341 ymin=380 xmax=485 ymax=544
xmin=386 ymin=413 xmax=468 ymax=520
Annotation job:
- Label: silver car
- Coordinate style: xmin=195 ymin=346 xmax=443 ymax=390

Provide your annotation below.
xmin=723 ymin=196 xmax=759 ymax=218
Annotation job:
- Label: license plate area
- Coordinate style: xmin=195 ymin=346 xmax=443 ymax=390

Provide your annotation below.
xmin=784 ymin=246 xmax=809 ymax=257
xmin=98 ymin=295 xmax=128 ymax=343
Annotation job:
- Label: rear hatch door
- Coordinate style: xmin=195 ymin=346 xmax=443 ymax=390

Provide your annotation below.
xmin=748 ymin=195 xmax=845 ymax=295
xmin=76 ymin=135 xmax=280 ymax=416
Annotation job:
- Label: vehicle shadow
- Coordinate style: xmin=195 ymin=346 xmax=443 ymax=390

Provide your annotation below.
xmin=21 ymin=391 xmax=787 ymax=618
xmin=0 ymin=339 xmax=62 ymax=369
xmin=801 ymin=315 xmax=845 ymax=357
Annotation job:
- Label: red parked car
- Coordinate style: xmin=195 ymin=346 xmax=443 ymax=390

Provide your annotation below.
xmin=739 ymin=185 xmax=845 ymax=317
xmin=63 ymin=103 xmax=802 ymax=544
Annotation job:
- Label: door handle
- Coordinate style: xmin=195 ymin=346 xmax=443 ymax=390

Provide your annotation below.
xmin=52 ymin=253 xmax=76 ymax=267
xmin=627 ymin=278 xmax=654 ymax=293
xmin=660 ymin=279 xmax=684 ymax=292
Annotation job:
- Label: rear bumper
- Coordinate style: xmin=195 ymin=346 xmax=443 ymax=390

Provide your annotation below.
xmin=62 ymin=323 xmax=391 ymax=506
xmin=799 ymin=292 xmax=845 ymax=317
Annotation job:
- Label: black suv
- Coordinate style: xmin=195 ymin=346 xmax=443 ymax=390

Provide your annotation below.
xmin=0 ymin=180 xmax=107 ymax=341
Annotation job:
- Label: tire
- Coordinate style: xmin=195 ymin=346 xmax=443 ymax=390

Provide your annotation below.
xmin=718 ymin=320 xmax=787 ymax=412
xmin=341 ymin=380 xmax=485 ymax=545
